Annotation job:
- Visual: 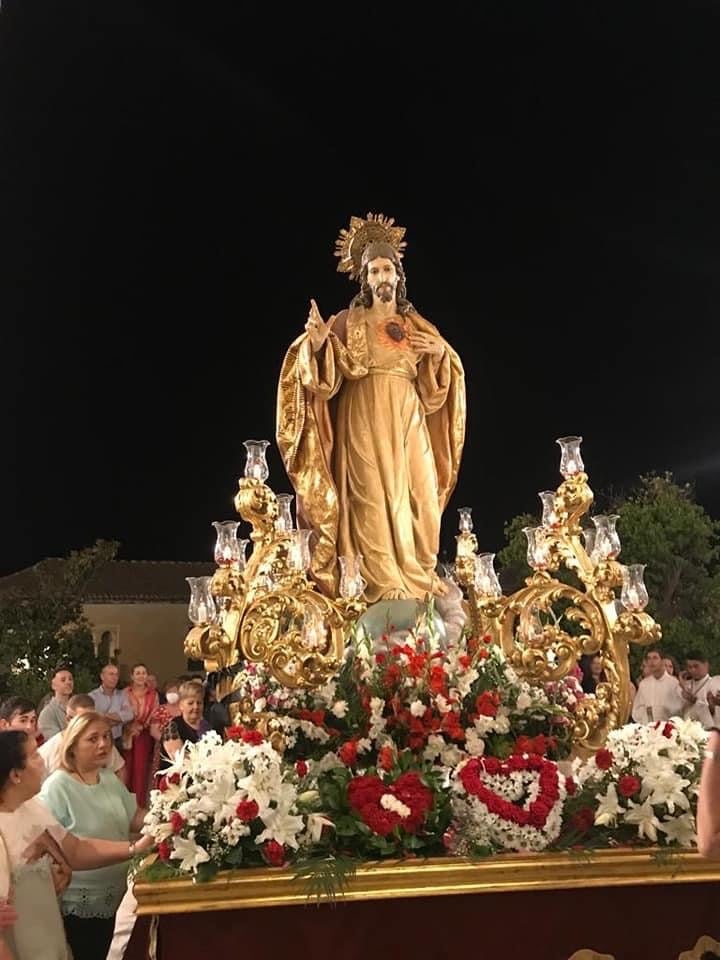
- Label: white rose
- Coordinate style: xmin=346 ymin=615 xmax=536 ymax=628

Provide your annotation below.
xmin=410 ymin=700 xmax=427 ymax=717
xmin=516 ymin=692 xmax=532 ymax=711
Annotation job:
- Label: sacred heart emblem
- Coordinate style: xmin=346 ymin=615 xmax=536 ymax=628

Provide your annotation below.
xmin=385 ymin=320 xmax=406 ymax=342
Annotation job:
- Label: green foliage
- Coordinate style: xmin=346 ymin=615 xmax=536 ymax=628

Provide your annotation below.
xmin=0 ymin=540 xmax=119 ymax=705
xmin=293 ymin=855 xmax=359 ymax=903
xmin=496 ymin=513 xmax=535 ymax=593
xmin=611 ymin=474 xmax=720 ymax=669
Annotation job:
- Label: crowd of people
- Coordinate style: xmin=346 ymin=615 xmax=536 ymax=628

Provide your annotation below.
xmin=0 ymin=662 xmax=223 ymax=960
xmin=2 ymin=649 xmax=720 ymax=959
xmin=579 ymin=647 xmax=720 ymax=728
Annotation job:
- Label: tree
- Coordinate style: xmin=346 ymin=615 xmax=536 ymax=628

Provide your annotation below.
xmin=497 ymin=475 xmax=720 ymax=671
xmin=496 ymin=513 xmax=536 ymax=594
xmin=611 ymin=474 xmax=720 ymax=669
xmin=0 ymin=540 xmax=119 ymax=705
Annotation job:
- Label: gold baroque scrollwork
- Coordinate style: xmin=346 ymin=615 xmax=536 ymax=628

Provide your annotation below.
xmin=457 ymin=467 xmax=662 ymax=754
xmin=184 ymin=475 xmax=365 ymax=696
xmin=240 ymin=588 xmax=347 ymax=688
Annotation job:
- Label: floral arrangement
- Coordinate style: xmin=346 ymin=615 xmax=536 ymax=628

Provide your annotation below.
xmin=559 ymin=719 xmax=706 ymax=849
xmin=140 ymin=614 xmax=706 ymax=885
xmin=143 ymin=731 xmax=310 ymax=877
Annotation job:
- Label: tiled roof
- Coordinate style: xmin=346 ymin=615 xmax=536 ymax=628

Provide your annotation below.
xmin=0 ymin=559 xmax=215 ymax=603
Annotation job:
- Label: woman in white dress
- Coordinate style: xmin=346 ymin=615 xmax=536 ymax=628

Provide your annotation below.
xmin=0 ymin=730 xmax=153 ymax=960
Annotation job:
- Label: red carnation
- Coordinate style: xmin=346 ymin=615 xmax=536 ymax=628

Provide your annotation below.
xmin=618 ymin=775 xmax=641 ymax=799
xmin=157 ymin=840 xmax=171 ymax=861
xmin=241 ymin=729 xmax=264 ymax=746
xmin=378 ymin=745 xmax=394 ymax=771
xmin=169 ymin=811 xmax=185 ymax=834
xmin=167 ymin=772 xmax=181 ymax=786
xmin=475 ymin=691 xmax=499 ymax=717
xmin=157 ymin=776 xmax=168 ymax=793
xmin=347 ymin=775 xmax=385 ymax=811
xmin=565 ymin=776 xmax=577 ymax=796
xmin=236 ymin=799 xmax=260 ymax=821
xmin=295 ymin=760 xmax=308 ymax=778
xmin=338 ymin=740 xmax=359 ymax=766
xmin=225 ymin=725 xmax=244 ymax=741
xmin=571 ymin=807 xmax=595 ymax=833
xmin=361 ymin=804 xmax=398 ymax=836
xmin=595 ymin=749 xmax=613 ymax=771
xmin=262 ymin=840 xmax=286 ymax=867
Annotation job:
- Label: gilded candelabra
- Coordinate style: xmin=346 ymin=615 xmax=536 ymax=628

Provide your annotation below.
xmin=455 ymin=436 xmax=661 ymax=753
xmin=184 ymin=440 xmax=366 ymax=703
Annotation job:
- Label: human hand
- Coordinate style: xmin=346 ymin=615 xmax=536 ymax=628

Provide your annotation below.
xmin=50 ymin=859 xmax=72 ymax=895
xmin=134 ymin=833 xmax=155 ymax=856
xmin=305 ymin=299 xmax=335 ymax=352
xmin=408 ymin=330 xmax=445 ymax=358
xmin=0 ymin=897 xmax=17 ymax=930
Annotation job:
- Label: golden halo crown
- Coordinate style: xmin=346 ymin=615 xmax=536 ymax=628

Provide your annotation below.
xmin=334 ymin=213 xmax=407 ymax=281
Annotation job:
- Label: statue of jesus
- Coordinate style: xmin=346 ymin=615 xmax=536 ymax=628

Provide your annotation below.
xmin=277 ymin=214 xmax=465 ymax=603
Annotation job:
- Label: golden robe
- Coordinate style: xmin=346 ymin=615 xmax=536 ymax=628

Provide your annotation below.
xmin=276 ymin=307 xmax=465 ymax=602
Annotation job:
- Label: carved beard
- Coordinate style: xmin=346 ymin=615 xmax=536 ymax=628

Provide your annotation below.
xmin=372 ymin=281 xmax=395 ymax=303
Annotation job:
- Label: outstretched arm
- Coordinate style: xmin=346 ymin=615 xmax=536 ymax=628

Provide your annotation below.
xmin=698 ymin=729 xmax=720 ymax=858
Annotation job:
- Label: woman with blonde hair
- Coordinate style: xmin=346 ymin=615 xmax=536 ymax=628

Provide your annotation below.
xmin=0 ymin=729 xmax=152 ymax=960
xmin=40 ymin=712 xmax=148 ymax=960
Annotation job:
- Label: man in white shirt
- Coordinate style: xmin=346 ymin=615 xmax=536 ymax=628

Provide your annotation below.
xmin=680 ymin=651 xmax=720 ymax=729
xmin=38 ymin=693 xmax=125 ymax=778
xmin=632 ymin=648 xmax=684 ymax=723
xmin=89 ymin=663 xmax=134 ymax=748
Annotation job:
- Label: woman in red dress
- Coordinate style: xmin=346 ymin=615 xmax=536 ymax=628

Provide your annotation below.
xmin=122 ymin=663 xmax=158 ymax=804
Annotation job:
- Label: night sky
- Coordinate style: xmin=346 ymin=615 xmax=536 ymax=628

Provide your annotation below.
xmin=2 ymin=2 xmax=719 ymax=577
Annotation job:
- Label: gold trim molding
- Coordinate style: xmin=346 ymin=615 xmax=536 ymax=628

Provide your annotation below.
xmin=133 ymin=849 xmax=720 ymax=915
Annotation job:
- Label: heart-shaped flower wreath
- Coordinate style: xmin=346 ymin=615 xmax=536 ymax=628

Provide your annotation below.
xmin=451 ymin=754 xmax=566 ymax=852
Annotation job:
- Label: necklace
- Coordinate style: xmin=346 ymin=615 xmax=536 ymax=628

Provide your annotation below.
xmin=74 ymin=769 xmax=98 ymax=786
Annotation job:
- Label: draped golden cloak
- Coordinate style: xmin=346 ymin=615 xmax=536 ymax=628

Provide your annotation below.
xmin=276 ymin=307 xmax=465 ymax=602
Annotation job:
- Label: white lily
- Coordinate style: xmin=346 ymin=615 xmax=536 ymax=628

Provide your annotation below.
xmin=594 ymin=783 xmax=624 ymax=827
xmin=624 ymin=799 xmax=661 ymax=842
xmin=170 ymin=835 xmax=211 ymax=873
xmin=658 ymin=813 xmax=696 ymax=847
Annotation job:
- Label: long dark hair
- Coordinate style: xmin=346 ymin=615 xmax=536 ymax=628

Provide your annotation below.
xmin=350 ymin=244 xmax=414 ymax=317
xmin=0 ymin=729 xmax=28 ymax=793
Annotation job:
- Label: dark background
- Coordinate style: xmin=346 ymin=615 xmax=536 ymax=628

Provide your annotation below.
xmin=2 ymin=1 xmax=719 ymax=575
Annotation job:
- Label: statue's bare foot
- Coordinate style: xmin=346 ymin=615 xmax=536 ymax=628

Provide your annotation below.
xmin=431 ymin=574 xmax=449 ymax=596
xmin=381 ymin=588 xmax=410 ymax=600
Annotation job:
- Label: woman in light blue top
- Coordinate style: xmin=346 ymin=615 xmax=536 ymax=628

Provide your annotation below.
xmin=40 ymin=712 xmax=146 ymax=960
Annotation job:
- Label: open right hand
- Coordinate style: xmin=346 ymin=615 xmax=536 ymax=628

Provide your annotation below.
xmin=305 ymin=299 xmax=335 ymax=352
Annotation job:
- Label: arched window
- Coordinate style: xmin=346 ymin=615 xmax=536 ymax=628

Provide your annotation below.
xmin=98 ymin=630 xmax=114 ymax=662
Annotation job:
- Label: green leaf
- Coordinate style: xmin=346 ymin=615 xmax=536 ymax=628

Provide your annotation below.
xmin=293 ymin=855 xmax=359 ymax=903
xmin=194 ymin=861 xmax=219 ymax=884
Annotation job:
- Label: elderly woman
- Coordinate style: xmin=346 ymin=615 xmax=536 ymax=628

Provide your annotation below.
xmin=0 ymin=730 xmax=152 ymax=960
xmin=158 ymin=680 xmax=210 ymax=772
xmin=39 ymin=712 xmax=149 ymax=960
